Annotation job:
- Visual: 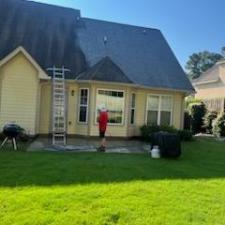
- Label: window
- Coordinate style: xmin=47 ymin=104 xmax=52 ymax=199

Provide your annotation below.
xmin=147 ymin=95 xmax=159 ymax=125
xmin=78 ymin=88 xmax=89 ymax=123
xmin=96 ymin=89 xmax=125 ymax=124
xmin=130 ymin=93 xmax=136 ymax=124
xmin=146 ymin=95 xmax=173 ymax=126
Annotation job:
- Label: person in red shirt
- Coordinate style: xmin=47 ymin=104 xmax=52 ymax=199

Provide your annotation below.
xmin=97 ymin=105 xmax=108 ymax=152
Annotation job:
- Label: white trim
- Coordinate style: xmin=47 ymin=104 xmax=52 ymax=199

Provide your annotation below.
xmin=146 ymin=94 xmax=174 ymax=126
xmin=77 ymin=88 xmax=89 ymax=124
xmin=95 ymin=88 xmax=125 ymax=126
xmin=0 ymin=46 xmax=50 ymax=80
xmin=193 ymin=78 xmax=219 ymax=85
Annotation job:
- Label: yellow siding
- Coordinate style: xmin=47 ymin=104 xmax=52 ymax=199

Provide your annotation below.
xmin=39 ymin=83 xmax=51 ymax=134
xmin=0 ymin=54 xmax=185 ymax=137
xmin=66 ymin=82 xmax=90 ymax=136
xmin=0 ymin=53 xmax=39 ymax=135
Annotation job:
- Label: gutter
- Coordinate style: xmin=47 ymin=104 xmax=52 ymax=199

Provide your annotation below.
xmin=74 ymin=79 xmax=195 ymax=95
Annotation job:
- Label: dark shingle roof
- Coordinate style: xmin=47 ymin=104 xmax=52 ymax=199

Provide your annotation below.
xmin=77 ymin=18 xmax=194 ymax=92
xmin=77 ymin=56 xmax=133 ymax=84
xmin=0 ymin=0 xmax=87 ymax=78
xmin=0 ymin=0 xmax=194 ymax=92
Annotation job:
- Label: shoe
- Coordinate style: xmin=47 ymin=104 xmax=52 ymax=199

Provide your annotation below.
xmin=97 ymin=146 xmax=105 ymax=152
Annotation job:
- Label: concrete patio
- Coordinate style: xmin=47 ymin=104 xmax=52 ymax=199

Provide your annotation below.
xmin=28 ymin=137 xmax=150 ymax=153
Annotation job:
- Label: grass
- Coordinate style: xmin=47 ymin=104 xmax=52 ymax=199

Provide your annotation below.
xmin=0 ymin=138 xmax=225 ymax=225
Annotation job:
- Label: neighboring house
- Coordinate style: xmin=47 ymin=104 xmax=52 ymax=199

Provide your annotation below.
xmin=0 ymin=0 xmax=194 ymax=137
xmin=192 ymin=60 xmax=225 ymax=113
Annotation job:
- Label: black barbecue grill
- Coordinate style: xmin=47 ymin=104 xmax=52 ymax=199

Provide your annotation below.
xmin=0 ymin=124 xmax=22 ymax=150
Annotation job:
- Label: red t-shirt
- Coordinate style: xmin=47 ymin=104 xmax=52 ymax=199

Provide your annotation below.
xmin=98 ymin=111 xmax=108 ymax=132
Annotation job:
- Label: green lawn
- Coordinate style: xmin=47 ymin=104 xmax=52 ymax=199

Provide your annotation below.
xmin=0 ymin=138 xmax=225 ymax=225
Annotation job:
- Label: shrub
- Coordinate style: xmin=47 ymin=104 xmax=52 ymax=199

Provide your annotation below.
xmin=140 ymin=125 xmax=177 ymax=142
xmin=0 ymin=132 xmax=5 ymax=140
xmin=189 ymin=102 xmax=207 ymax=134
xmin=213 ymin=113 xmax=225 ymax=137
xmin=140 ymin=125 xmax=193 ymax=142
xmin=177 ymin=130 xmax=193 ymax=141
xmin=140 ymin=124 xmax=194 ymax=142
xmin=140 ymin=125 xmax=160 ymax=141
xmin=203 ymin=111 xmax=218 ymax=134
xmin=184 ymin=110 xmax=191 ymax=130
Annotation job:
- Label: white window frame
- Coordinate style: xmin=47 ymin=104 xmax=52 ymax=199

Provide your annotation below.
xmin=78 ymin=88 xmax=89 ymax=124
xmin=146 ymin=94 xmax=173 ymax=126
xmin=130 ymin=93 xmax=136 ymax=125
xmin=95 ymin=88 xmax=125 ymax=126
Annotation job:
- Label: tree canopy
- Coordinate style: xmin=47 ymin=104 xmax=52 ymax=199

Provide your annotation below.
xmin=185 ymin=51 xmax=223 ymax=79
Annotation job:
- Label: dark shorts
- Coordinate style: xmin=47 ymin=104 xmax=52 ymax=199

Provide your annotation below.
xmin=99 ymin=130 xmax=106 ymax=138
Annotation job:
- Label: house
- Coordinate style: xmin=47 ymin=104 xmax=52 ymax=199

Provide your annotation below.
xmin=192 ymin=60 xmax=225 ymax=113
xmin=0 ymin=0 xmax=194 ymax=137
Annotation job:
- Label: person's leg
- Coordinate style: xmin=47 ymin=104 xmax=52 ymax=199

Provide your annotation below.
xmin=98 ymin=131 xmax=105 ymax=151
xmin=101 ymin=137 xmax=106 ymax=147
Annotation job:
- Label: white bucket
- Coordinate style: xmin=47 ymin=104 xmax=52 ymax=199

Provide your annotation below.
xmin=151 ymin=145 xmax=160 ymax=159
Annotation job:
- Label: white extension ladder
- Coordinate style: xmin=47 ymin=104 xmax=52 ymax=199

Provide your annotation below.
xmin=47 ymin=66 xmax=69 ymax=146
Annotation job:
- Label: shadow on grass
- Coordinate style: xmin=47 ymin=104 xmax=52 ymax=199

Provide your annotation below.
xmin=0 ymin=138 xmax=225 ymax=187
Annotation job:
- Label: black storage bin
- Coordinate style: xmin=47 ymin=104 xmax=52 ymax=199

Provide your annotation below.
xmin=151 ymin=131 xmax=181 ymax=158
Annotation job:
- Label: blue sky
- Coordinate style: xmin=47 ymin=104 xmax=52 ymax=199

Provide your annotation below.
xmin=33 ymin=0 xmax=225 ymax=68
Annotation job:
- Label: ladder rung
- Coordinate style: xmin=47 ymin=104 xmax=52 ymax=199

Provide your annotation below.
xmin=53 ymin=135 xmax=65 ymax=138
xmin=54 ymin=78 xmax=65 ymax=81
xmin=54 ymin=88 xmax=64 ymax=90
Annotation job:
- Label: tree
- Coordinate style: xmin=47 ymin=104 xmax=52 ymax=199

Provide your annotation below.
xmin=222 ymin=46 xmax=225 ymax=57
xmin=188 ymin=102 xmax=206 ymax=134
xmin=185 ymin=51 xmax=223 ymax=79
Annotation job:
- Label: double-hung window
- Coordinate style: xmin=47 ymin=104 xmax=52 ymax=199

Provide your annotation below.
xmin=146 ymin=95 xmax=173 ymax=126
xmin=78 ymin=88 xmax=89 ymax=123
xmin=130 ymin=93 xmax=136 ymax=124
xmin=96 ymin=89 xmax=125 ymax=124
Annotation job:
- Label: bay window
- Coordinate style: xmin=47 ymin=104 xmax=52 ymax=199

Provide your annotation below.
xmin=96 ymin=89 xmax=125 ymax=124
xmin=146 ymin=95 xmax=173 ymax=126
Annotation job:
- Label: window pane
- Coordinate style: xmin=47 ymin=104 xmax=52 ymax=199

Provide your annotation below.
xmin=81 ymin=89 xmax=88 ymax=97
xmin=161 ymin=96 xmax=172 ymax=111
xmin=148 ymin=96 xmax=159 ymax=110
xmin=160 ymin=111 xmax=171 ymax=126
xmin=80 ymin=96 xmax=87 ymax=105
xmin=108 ymin=110 xmax=123 ymax=123
xmin=80 ymin=89 xmax=88 ymax=105
xmin=96 ymin=90 xmax=124 ymax=124
xmin=147 ymin=110 xmax=158 ymax=125
xmin=79 ymin=106 xmax=87 ymax=122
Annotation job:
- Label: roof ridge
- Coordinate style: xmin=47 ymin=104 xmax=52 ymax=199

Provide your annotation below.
xmin=105 ymin=57 xmax=134 ymax=83
xmin=23 ymin=0 xmax=80 ymax=13
xmin=90 ymin=57 xmax=108 ymax=79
